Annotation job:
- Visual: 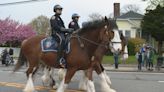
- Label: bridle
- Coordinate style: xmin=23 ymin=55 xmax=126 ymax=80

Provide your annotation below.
xmin=71 ymin=24 xmax=112 ymax=49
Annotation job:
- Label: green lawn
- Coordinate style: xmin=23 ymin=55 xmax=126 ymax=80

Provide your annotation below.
xmin=102 ymin=55 xmax=138 ymax=64
xmin=102 ymin=55 xmax=158 ymax=64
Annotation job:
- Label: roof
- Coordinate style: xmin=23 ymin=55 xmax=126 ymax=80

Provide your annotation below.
xmin=117 ymin=11 xmax=144 ymax=19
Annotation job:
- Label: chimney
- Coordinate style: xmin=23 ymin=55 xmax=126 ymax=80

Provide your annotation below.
xmin=114 ymin=3 xmax=120 ymax=18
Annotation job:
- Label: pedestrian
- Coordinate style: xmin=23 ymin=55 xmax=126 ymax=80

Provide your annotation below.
xmin=113 ymin=49 xmax=120 ymax=69
xmin=140 ymin=44 xmax=146 ymax=67
xmin=9 ymin=47 xmax=14 ymax=64
xmin=1 ymin=48 xmax=8 ymax=65
xmin=136 ymin=51 xmax=142 ymax=71
xmin=147 ymin=47 xmax=154 ymax=71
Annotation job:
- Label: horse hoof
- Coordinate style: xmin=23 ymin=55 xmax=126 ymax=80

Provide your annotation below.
xmin=23 ymin=89 xmax=37 ymax=92
xmin=52 ymin=83 xmax=59 ymax=89
xmin=110 ymin=89 xmax=116 ymax=92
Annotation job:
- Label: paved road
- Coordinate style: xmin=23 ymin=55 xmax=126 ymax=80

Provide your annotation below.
xmin=0 ymin=66 xmax=164 ymax=92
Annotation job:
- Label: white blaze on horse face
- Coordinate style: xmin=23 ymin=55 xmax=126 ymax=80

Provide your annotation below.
xmin=111 ymin=29 xmax=122 ymax=52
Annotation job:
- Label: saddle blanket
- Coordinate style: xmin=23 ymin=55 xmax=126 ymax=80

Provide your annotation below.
xmin=41 ymin=37 xmax=70 ymax=53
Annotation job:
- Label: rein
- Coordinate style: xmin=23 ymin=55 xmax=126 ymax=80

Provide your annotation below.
xmin=71 ymin=34 xmax=109 ymax=48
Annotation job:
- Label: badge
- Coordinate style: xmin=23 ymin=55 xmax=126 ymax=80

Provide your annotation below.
xmin=71 ymin=22 xmax=75 ymax=25
xmin=51 ymin=16 xmax=55 ymax=20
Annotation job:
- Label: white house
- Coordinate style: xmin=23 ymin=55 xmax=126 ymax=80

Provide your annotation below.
xmin=116 ymin=11 xmax=144 ymax=38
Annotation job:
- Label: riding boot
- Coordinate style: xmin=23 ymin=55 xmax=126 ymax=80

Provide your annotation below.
xmin=57 ymin=44 xmax=65 ymax=68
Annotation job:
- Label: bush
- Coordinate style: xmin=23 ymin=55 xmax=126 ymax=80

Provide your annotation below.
xmin=128 ymin=38 xmax=146 ymax=55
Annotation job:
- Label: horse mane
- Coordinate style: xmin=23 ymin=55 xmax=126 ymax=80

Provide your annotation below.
xmin=78 ymin=18 xmax=118 ymax=34
xmin=82 ymin=19 xmax=106 ymax=30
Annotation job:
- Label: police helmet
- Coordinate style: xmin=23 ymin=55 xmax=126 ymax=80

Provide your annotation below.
xmin=72 ymin=13 xmax=80 ymax=19
xmin=53 ymin=4 xmax=63 ymax=12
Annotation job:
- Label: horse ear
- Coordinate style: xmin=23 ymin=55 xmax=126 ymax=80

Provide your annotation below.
xmin=120 ymin=33 xmax=124 ymax=40
xmin=105 ymin=16 xmax=108 ymax=22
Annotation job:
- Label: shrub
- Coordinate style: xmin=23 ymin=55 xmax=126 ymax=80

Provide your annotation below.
xmin=128 ymin=38 xmax=146 ymax=55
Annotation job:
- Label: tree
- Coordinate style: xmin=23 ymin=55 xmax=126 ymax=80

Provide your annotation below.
xmin=142 ymin=0 xmax=164 ymax=9
xmin=121 ymin=4 xmax=141 ymax=14
xmin=0 ymin=18 xmax=36 ymax=47
xmin=141 ymin=5 xmax=164 ymax=54
xmin=88 ymin=13 xmax=103 ymax=20
xmin=29 ymin=15 xmax=50 ymax=35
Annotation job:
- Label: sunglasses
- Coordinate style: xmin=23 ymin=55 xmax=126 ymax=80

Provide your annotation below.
xmin=57 ymin=8 xmax=63 ymax=10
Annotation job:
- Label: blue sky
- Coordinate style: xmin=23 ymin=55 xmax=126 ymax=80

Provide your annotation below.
xmin=0 ymin=0 xmax=147 ymax=27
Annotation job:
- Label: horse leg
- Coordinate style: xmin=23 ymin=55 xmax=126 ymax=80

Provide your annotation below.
xmin=78 ymin=70 xmax=88 ymax=90
xmin=58 ymin=68 xmax=66 ymax=81
xmin=79 ymin=64 xmax=112 ymax=91
xmin=49 ymin=67 xmax=58 ymax=89
xmin=41 ymin=66 xmax=51 ymax=86
xmin=86 ymin=67 xmax=95 ymax=92
xmin=95 ymin=64 xmax=116 ymax=92
xmin=24 ymin=66 xmax=38 ymax=92
xmin=99 ymin=64 xmax=112 ymax=85
xmin=57 ymin=68 xmax=76 ymax=92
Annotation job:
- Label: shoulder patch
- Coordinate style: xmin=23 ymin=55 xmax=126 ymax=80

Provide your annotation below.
xmin=71 ymin=22 xmax=75 ymax=25
xmin=51 ymin=16 xmax=56 ymax=20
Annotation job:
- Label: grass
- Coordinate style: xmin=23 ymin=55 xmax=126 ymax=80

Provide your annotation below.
xmin=102 ymin=55 xmax=138 ymax=64
xmin=102 ymin=55 xmax=159 ymax=64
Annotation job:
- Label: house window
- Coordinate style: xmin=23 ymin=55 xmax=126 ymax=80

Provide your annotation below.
xmin=125 ymin=30 xmax=131 ymax=38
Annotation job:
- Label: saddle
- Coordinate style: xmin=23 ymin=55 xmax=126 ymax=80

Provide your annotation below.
xmin=41 ymin=36 xmax=70 ymax=54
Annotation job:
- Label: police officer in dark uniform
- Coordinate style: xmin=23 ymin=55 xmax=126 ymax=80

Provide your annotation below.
xmin=50 ymin=4 xmax=73 ymax=67
xmin=68 ymin=13 xmax=80 ymax=31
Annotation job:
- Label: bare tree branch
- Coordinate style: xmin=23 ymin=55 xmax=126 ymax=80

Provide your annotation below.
xmin=88 ymin=13 xmax=103 ymax=20
xmin=121 ymin=4 xmax=141 ymax=13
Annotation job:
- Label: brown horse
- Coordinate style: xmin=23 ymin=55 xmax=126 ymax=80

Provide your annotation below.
xmin=42 ymin=30 xmax=127 ymax=91
xmin=57 ymin=24 xmax=127 ymax=91
xmin=41 ymin=29 xmax=127 ymax=91
xmin=14 ymin=17 xmax=116 ymax=92
xmin=77 ymin=30 xmax=128 ymax=92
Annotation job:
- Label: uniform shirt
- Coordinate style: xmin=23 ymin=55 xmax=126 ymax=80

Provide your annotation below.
xmin=50 ymin=14 xmax=65 ymax=35
xmin=68 ymin=20 xmax=80 ymax=31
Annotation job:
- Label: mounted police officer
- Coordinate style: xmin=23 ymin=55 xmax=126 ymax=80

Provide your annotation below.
xmin=68 ymin=13 xmax=80 ymax=31
xmin=50 ymin=4 xmax=73 ymax=68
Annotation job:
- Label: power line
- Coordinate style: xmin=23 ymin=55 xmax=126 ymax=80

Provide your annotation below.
xmin=0 ymin=0 xmax=48 ymax=6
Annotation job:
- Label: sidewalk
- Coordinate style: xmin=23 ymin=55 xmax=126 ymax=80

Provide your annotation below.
xmin=1 ymin=64 xmax=164 ymax=73
xmin=103 ymin=64 xmax=164 ymax=73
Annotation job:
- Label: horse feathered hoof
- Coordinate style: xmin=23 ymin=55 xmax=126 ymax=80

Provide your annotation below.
xmin=109 ymin=89 xmax=116 ymax=92
xmin=58 ymin=69 xmax=66 ymax=81
xmin=52 ymin=83 xmax=59 ymax=90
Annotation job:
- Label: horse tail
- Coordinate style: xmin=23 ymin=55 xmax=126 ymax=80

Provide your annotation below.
xmin=13 ymin=48 xmax=27 ymax=72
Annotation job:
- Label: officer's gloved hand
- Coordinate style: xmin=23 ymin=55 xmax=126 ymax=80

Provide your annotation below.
xmin=60 ymin=27 xmax=67 ymax=32
xmin=68 ymin=28 xmax=74 ymax=33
